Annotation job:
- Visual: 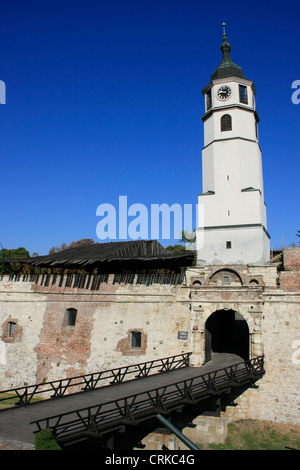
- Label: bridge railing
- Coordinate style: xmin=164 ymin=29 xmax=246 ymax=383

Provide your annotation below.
xmin=0 ymin=352 xmax=191 ymax=408
xmin=30 ymin=355 xmax=264 ymax=443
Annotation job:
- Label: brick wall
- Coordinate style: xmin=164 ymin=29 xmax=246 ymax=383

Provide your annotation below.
xmin=280 ymin=271 xmax=300 ymax=291
xmin=283 ymin=247 xmax=300 ymax=270
xmin=280 ymin=248 xmax=300 ymax=290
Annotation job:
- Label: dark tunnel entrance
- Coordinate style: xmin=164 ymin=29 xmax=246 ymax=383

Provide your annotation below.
xmin=205 ymin=309 xmax=249 ymax=363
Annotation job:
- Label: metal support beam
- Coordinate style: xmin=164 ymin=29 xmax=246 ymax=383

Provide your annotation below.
xmin=156 ymin=414 xmax=200 ymax=451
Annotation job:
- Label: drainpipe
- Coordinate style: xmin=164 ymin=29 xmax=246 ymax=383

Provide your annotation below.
xmin=156 ymin=414 xmax=200 ymax=451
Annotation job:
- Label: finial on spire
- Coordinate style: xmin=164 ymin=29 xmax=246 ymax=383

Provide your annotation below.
xmin=222 ymin=22 xmax=226 ymax=37
xmin=220 ymin=21 xmax=231 ymax=55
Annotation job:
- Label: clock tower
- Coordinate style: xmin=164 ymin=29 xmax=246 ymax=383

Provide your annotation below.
xmin=196 ymin=24 xmax=270 ymax=265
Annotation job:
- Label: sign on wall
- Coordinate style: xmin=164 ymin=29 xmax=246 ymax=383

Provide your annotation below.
xmin=178 ymin=331 xmax=188 ymax=340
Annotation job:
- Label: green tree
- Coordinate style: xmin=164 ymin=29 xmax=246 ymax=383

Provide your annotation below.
xmin=48 ymin=238 xmax=95 ymax=254
xmin=0 ymin=247 xmax=30 ymax=274
xmin=178 ymin=229 xmax=196 ymax=244
xmin=167 ymin=229 xmax=197 ymax=255
xmin=297 ymin=230 xmax=300 ymax=244
xmin=166 ymin=244 xmax=187 ymax=254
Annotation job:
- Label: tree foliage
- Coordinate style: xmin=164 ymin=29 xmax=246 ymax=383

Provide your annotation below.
xmin=48 ymin=239 xmax=95 ymax=254
xmin=167 ymin=230 xmax=196 ymax=255
xmin=178 ymin=229 xmax=196 ymax=244
xmin=166 ymin=244 xmax=187 ymax=254
xmin=0 ymin=247 xmax=30 ymax=274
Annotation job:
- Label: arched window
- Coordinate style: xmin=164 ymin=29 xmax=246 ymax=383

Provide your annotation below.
xmin=221 ymin=114 xmax=232 ymax=132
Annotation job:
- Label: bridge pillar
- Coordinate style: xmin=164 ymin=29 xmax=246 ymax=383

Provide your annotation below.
xmin=183 ymin=413 xmax=228 ymax=446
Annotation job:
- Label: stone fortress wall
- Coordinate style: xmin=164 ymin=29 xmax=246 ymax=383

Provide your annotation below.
xmin=0 ymin=247 xmax=299 ymax=428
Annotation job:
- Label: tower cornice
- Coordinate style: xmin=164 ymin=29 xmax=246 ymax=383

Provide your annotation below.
xmin=201 ymin=103 xmax=260 ymax=123
xmin=201 ymin=136 xmax=262 ymax=154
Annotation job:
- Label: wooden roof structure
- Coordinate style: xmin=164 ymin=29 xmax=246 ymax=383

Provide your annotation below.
xmin=2 ymin=240 xmax=194 ymax=271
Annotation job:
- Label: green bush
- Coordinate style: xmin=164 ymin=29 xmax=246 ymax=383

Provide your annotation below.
xmin=35 ymin=428 xmax=61 ymax=450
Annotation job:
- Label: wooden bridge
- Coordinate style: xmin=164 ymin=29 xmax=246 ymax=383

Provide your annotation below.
xmin=0 ymin=353 xmax=264 ymax=449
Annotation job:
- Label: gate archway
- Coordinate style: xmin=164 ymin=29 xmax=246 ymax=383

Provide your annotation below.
xmin=204 ymin=309 xmax=249 ymax=363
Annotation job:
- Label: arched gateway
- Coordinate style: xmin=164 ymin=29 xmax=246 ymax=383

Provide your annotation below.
xmin=204 ymin=309 xmax=250 ymax=363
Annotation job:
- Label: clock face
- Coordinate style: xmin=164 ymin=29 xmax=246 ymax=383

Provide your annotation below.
xmin=217 ymin=85 xmax=232 ymax=100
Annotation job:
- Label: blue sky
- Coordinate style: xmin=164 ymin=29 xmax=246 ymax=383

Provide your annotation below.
xmin=0 ymin=0 xmax=299 ymax=256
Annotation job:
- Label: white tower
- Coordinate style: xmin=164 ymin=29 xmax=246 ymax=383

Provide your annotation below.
xmin=196 ymin=24 xmax=270 ymax=265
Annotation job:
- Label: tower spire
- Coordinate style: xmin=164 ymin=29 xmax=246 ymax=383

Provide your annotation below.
xmin=220 ymin=21 xmax=232 ymax=58
xmin=210 ymin=23 xmax=244 ymax=80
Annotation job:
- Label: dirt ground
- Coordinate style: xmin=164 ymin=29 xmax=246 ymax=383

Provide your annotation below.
xmin=0 ymin=438 xmax=34 ymax=450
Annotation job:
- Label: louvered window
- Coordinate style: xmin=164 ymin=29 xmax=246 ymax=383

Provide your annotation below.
xmin=221 ymin=114 xmax=232 ymax=131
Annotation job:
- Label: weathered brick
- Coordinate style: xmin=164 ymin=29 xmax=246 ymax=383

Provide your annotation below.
xmin=283 ymin=247 xmax=300 ymax=271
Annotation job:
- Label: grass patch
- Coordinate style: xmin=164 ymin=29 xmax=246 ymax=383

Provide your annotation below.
xmin=35 ymin=429 xmax=61 ymax=450
xmin=0 ymin=392 xmax=44 ymax=409
xmin=207 ymin=420 xmax=300 ymax=450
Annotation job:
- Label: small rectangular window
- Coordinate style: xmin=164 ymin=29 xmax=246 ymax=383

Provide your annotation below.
xmin=239 ymin=85 xmax=248 ymax=104
xmin=131 ymin=331 xmax=142 ymax=349
xmin=8 ymin=322 xmax=16 ymax=337
xmin=226 ymin=241 xmax=232 ymax=249
xmin=66 ymin=308 xmax=77 ymax=326
xmin=206 ymin=91 xmax=212 ymax=110
xmin=222 ymin=275 xmax=231 ymax=285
